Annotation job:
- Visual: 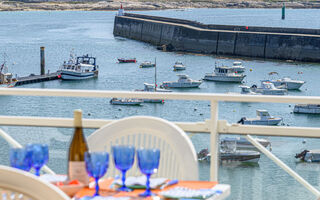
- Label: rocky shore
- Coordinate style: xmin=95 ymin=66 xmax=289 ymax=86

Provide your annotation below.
xmin=1 ymin=0 xmax=320 ymax=11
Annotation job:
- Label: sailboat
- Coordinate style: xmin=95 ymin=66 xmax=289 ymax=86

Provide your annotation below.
xmin=135 ymin=58 xmax=171 ymax=103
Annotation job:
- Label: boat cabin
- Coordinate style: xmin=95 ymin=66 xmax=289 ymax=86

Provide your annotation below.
xmin=76 ymin=54 xmax=96 ymax=66
xmin=233 ymin=61 xmax=242 ymax=66
xmin=256 ymin=110 xmax=271 ymax=119
xmin=214 ymin=66 xmax=233 ymax=74
xmin=261 ymin=82 xmax=278 ymax=90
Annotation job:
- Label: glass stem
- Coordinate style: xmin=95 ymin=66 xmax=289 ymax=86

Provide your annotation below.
xmin=146 ymin=174 xmax=151 ymax=194
xmin=35 ymin=167 xmax=40 ymax=176
xmin=121 ymin=170 xmax=127 ymax=188
xmin=94 ymin=177 xmax=99 ymax=196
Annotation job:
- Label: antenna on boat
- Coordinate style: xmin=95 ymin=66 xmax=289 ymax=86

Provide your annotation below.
xmin=154 ymin=57 xmax=157 ymax=92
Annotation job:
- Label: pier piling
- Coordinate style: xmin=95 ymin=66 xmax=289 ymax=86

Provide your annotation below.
xmin=40 ymin=46 xmax=45 ymax=76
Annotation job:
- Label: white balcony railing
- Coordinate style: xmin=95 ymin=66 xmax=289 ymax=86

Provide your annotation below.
xmin=0 ymin=88 xmax=320 ymax=198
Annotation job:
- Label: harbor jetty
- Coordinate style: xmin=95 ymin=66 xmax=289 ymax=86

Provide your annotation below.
xmin=113 ymin=13 xmax=320 ymax=62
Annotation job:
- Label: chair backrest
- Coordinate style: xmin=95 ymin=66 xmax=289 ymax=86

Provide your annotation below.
xmin=87 ymin=116 xmax=198 ymax=181
xmin=0 ymin=165 xmax=70 ymax=200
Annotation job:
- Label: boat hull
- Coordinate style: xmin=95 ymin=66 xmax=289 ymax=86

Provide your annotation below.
xmin=294 ymin=104 xmax=320 ymax=114
xmin=140 ymin=64 xmax=155 ymax=68
xmin=118 ymin=59 xmax=136 ymax=63
xmin=271 ymin=81 xmax=304 ymax=90
xmin=161 ymin=82 xmax=202 ymax=88
xmin=60 ymin=70 xmax=98 ymax=80
xmin=242 ymin=118 xmax=282 ymax=125
xmin=110 ymin=99 xmax=142 ymax=106
xmin=203 ymin=74 xmax=245 ymax=82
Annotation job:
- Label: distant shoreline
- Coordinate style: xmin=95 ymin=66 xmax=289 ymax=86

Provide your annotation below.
xmin=1 ymin=0 xmax=320 ymax=11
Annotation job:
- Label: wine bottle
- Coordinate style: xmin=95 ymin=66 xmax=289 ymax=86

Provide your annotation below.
xmin=68 ymin=109 xmax=89 ymax=185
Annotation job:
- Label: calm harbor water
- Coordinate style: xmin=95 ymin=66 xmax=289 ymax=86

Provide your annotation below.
xmin=0 ymin=9 xmax=320 ymax=200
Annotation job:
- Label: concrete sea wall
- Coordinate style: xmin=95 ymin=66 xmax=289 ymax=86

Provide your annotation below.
xmin=113 ymin=13 xmax=320 ymax=62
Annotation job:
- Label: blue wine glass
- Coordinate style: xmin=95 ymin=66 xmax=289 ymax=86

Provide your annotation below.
xmin=137 ymin=148 xmax=160 ymax=197
xmin=85 ymin=152 xmax=109 ymax=197
xmin=26 ymin=144 xmax=49 ymax=176
xmin=112 ymin=145 xmax=135 ymax=192
xmin=10 ymin=147 xmax=32 ymax=171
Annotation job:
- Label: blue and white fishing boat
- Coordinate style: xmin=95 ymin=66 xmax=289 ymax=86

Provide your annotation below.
xmin=60 ymin=53 xmax=98 ymax=80
xmin=110 ymin=98 xmax=143 ymax=106
xmin=262 ymin=72 xmax=305 ymax=90
xmin=173 ymin=61 xmax=186 ymax=71
xmin=238 ymin=110 xmax=282 ymax=125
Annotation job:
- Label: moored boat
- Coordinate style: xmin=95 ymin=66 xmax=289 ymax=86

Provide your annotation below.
xmin=293 ymin=104 xmax=320 ymax=114
xmin=135 ymin=83 xmax=170 ymax=103
xmin=203 ymin=65 xmax=246 ymax=83
xmin=262 ymin=77 xmax=305 ymax=90
xmin=118 ymin=58 xmax=137 ymax=63
xmin=237 ymin=110 xmax=282 ymax=125
xmin=173 ymin=61 xmax=186 ymax=71
xmin=240 ymin=81 xmax=287 ymax=95
xmin=295 ymin=149 xmax=320 ymax=162
xmin=110 ymin=98 xmax=143 ymax=106
xmin=161 ymin=74 xmax=202 ymax=88
xmin=197 ymin=148 xmax=260 ymax=163
xmin=140 ymin=61 xmax=155 ymax=68
xmin=220 ymin=137 xmax=271 ymax=150
xmin=60 ymin=54 xmax=98 ymax=80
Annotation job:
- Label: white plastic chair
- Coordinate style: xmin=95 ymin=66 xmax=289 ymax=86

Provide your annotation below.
xmin=88 ymin=116 xmax=199 ymax=180
xmin=0 ymin=165 xmax=70 ymax=200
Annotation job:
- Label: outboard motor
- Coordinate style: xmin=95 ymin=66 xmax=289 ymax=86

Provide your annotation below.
xmin=295 ymin=149 xmax=309 ymax=160
xmin=237 ymin=117 xmax=246 ymax=124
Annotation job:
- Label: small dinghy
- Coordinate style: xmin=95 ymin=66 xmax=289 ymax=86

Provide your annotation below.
xmin=295 ymin=149 xmax=320 ymax=162
xmin=237 ymin=110 xmax=282 ymax=126
xmin=110 ymin=98 xmax=143 ymax=106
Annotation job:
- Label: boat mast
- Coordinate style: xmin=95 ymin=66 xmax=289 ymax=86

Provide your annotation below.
xmin=154 ymin=57 xmax=157 ymax=91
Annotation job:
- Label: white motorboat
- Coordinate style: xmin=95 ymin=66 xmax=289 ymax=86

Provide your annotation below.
xmin=140 ymin=61 xmax=155 ymax=68
xmin=173 ymin=61 xmax=186 ymax=71
xmin=293 ymin=104 xmax=320 ymax=114
xmin=262 ymin=77 xmax=305 ymax=90
xmin=220 ymin=137 xmax=271 ymax=150
xmin=60 ymin=53 xmax=98 ymax=80
xmin=237 ymin=110 xmax=282 ymax=125
xmin=232 ymin=61 xmax=246 ymax=73
xmin=295 ymin=149 xmax=320 ymax=162
xmin=203 ymin=65 xmax=246 ymax=83
xmin=240 ymin=82 xmax=287 ymax=95
xmin=161 ymin=74 xmax=202 ymax=88
xmin=110 ymin=98 xmax=143 ymax=106
xmin=197 ymin=149 xmax=260 ymax=163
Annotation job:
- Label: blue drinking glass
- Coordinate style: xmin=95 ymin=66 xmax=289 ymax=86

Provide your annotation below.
xmin=10 ymin=147 xmax=32 ymax=171
xmin=26 ymin=144 xmax=49 ymax=176
xmin=137 ymin=148 xmax=160 ymax=197
xmin=112 ymin=145 xmax=135 ymax=192
xmin=85 ymin=152 xmax=109 ymax=197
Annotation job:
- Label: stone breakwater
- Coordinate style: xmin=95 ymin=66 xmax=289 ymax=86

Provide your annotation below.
xmin=113 ymin=13 xmax=320 ymax=62
xmin=2 ymin=0 xmax=320 ymax=11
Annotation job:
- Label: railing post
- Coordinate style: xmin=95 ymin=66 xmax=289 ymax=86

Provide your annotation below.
xmin=210 ymin=100 xmax=219 ymax=181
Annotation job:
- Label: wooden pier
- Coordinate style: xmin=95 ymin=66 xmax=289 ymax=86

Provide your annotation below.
xmin=14 ymin=72 xmax=60 ymax=86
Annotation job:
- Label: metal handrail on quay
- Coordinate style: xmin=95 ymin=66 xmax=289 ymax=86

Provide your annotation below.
xmin=0 ymin=88 xmax=320 ymax=198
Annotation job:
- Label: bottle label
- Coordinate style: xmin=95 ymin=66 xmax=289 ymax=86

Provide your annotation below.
xmin=68 ymin=161 xmax=89 ymax=185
